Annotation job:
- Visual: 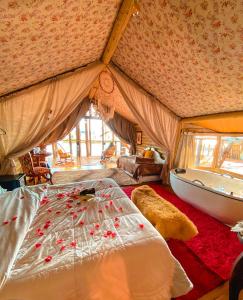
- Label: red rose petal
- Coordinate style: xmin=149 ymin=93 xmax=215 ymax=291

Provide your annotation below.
xmin=43 ymin=224 xmax=50 ymax=230
xmin=89 ymin=229 xmax=95 ymax=236
xmin=111 ymin=232 xmax=117 ymax=238
xmin=55 ymin=211 xmax=61 ymax=215
xmin=114 ymin=217 xmax=119 ymax=222
xmin=66 ymin=204 xmax=72 ymax=209
xmin=79 ymin=220 xmax=84 ymax=226
xmin=70 ymin=241 xmax=77 ymax=247
xmin=109 ymin=200 xmax=113 ymax=206
xmin=12 ymin=216 xmax=17 ymax=221
xmin=35 ymin=242 xmax=42 ymax=249
xmin=57 ymin=193 xmax=65 ymax=199
xmin=47 ymin=208 xmax=52 ymax=213
xmin=95 ymin=224 xmax=100 ymax=230
xmin=139 ymin=224 xmax=144 ymax=229
xmin=2 ymin=221 xmax=9 ymax=225
xmin=60 ymin=245 xmax=66 ymax=251
xmin=72 ymin=213 xmax=78 ymax=219
xmin=83 ymin=207 xmax=87 ymax=211
xmin=56 ymin=239 xmax=64 ymax=244
xmin=44 ymin=255 xmax=52 ymax=263
xmin=106 ymin=230 xmax=112 ymax=236
xmin=114 ymin=222 xmax=119 ymax=228
xmin=77 ymin=208 xmax=83 ymax=212
xmin=37 ymin=231 xmax=44 ymax=236
xmin=103 ymin=233 xmax=108 ymax=238
xmin=98 ymin=209 xmax=103 ymax=213
xmin=105 ymin=205 xmax=109 ymax=209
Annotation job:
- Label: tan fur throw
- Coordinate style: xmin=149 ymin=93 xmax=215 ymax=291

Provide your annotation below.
xmin=131 ymin=185 xmax=198 ymax=241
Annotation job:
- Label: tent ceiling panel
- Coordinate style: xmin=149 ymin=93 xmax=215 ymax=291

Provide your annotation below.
xmin=112 ymin=0 xmax=243 ymax=118
xmin=0 ymin=0 xmax=122 ymax=97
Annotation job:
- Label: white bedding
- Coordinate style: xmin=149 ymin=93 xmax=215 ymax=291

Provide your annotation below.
xmin=0 ymin=179 xmax=192 ymax=300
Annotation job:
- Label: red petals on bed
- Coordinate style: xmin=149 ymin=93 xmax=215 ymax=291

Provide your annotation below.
xmin=35 ymin=243 xmax=42 ymax=249
xmin=70 ymin=241 xmax=77 ymax=248
xmin=2 ymin=215 xmax=18 ymax=225
xmin=44 ymin=256 xmax=52 ymax=263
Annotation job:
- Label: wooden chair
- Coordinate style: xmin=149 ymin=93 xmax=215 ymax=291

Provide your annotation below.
xmin=100 ymin=144 xmax=116 ymax=163
xmin=19 ymin=152 xmax=53 ymax=185
xmin=57 ymin=147 xmax=72 ymax=163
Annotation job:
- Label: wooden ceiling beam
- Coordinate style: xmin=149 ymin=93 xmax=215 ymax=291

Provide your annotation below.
xmin=102 ymin=0 xmax=136 ymax=65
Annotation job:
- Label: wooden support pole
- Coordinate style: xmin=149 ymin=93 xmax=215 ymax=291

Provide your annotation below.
xmin=102 ymin=0 xmax=136 ymax=65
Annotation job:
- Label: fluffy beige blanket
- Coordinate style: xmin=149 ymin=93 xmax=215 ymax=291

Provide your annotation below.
xmin=131 ymin=185 xmax=198 ymax=241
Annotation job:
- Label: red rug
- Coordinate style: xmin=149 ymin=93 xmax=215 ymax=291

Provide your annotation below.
xmin=123 ymin=183 xmax=243 ymax=300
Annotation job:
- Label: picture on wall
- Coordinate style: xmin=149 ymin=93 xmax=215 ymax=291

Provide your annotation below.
xmin=136 ymin=131 xmax=142 ymax=145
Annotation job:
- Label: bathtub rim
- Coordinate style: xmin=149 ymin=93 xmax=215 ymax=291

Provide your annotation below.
xmin=170 ymin=169 xmax=243 ymax=203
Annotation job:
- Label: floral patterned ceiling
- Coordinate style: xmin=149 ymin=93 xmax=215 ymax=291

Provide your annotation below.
xmin=0 ymin=0 xmax=122 ymax=96
xmin=112 ymin=0 xmax=243 ymax=117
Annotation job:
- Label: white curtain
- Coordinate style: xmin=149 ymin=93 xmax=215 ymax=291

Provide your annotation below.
xmin=109 ymin=64 xmax=180 ymax=183
xmin=174 ymin=132 xmax=196 ymax=169
xmin=0 ymin=62 xmax=104 ymax=175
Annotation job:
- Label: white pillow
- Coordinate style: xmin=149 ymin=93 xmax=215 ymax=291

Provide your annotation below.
xmin=153 ymin=151 xmax=165 ymax=164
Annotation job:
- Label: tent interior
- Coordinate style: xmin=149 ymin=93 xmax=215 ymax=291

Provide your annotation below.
xmin=0 ymin=1 xmax=243 ymax=300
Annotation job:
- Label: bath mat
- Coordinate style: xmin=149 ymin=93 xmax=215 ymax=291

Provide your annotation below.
xmin=123 ymin=183 xmax=243 ymax=299
xmin=131 ymin=185 xmax=198 ymax=241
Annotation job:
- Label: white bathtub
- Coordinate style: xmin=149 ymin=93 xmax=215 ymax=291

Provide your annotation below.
xmin=170 ymin=168 xmax=243 ymax=226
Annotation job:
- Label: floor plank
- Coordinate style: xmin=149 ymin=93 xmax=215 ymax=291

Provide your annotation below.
xmin=199 ymin=281 xmax=243 ymax=300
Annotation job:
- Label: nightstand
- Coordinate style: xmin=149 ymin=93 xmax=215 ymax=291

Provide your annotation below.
xmin=0 ymin=174 xmax=26 ymax=191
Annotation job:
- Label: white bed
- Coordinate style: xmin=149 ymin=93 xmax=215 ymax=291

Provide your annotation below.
xmin=0 ymin=178 xmax=192 ymax=300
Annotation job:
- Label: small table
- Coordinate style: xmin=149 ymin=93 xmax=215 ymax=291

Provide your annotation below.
xmin=229 ymin=232 xmax=243 ymax=300
xmin=0 ymin=174 xmax=26 ymax=191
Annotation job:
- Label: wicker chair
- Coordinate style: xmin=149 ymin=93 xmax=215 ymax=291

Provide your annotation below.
xmin=19 ymin=152 xmax=53 ymax=185
xmin=100 ymin=143 xmax=116 ymax=163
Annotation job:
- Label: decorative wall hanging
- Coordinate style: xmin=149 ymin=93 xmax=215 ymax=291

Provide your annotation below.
xmin=95 ymin=71 xmax=115 ymax=121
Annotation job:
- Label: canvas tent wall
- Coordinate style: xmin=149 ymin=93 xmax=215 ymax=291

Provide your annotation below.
xmin=0 ymin=0 xmax=242 ymax=182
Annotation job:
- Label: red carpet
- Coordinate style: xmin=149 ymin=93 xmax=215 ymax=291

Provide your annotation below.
xmin=123 ymin=183 xmax=243 ymax=299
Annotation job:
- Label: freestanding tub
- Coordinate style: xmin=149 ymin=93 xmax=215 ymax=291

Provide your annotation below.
xmin=170 ymin=168 xmax=243 ymax=226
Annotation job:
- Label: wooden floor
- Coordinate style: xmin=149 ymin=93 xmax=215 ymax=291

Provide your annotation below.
xmin=51 ymin=157 xmax=117 ymax=172
xmin=199 ymin=281 xmax=243 ymax=300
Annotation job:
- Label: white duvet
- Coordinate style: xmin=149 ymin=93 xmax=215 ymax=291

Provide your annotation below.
xmin=0 ymin=179 xmax=192 ymax=300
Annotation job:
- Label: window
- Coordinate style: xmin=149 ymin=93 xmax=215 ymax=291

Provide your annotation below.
xmin=219 ymin=137 xmax=243 ymax=175
xmin=192 ymin=135 xmax=243 ymax=176
xmin=194 ymin=136 xmax=217 ymax=168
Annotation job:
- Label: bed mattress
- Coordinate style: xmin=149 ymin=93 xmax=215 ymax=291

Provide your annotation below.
xmin=0 ymin=179 xmax=192 ymax=300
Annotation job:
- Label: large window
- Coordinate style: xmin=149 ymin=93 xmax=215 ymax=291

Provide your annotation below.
xmin=192 ymin=135 xmax=243 ymax=176
xmin=50 ymin=105 xmax=129 ymax=165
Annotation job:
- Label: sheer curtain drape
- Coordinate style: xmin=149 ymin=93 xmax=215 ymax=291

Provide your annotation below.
xmin=174 ymin=133 xmax=196 ymax=169
xmin=109 ymin=64 xmax=180 ymax=183
xmin=0 ymin=62 xmax=104 ymax=175
xmin=105 ymin=112 xmax=136 ymax=155
xmin=43 ymin=98 xmax=90 ymax=145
